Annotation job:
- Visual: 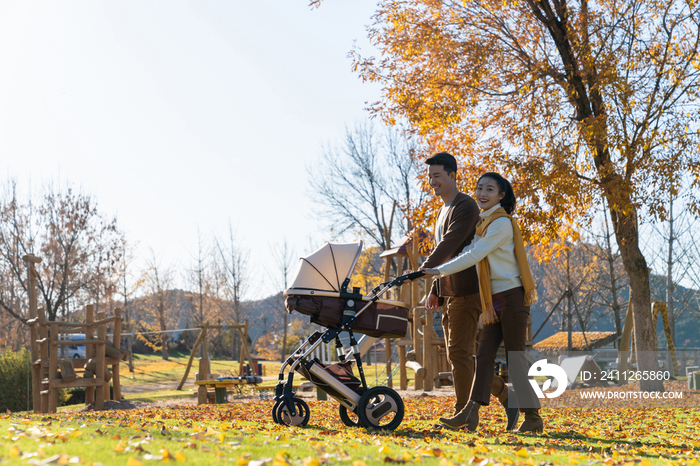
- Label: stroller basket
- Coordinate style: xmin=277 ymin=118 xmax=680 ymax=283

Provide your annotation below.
xmin=297 ymin=360 xmax=363 ymax=398
xmin=285 ymin=292 xmax=408 ymax=338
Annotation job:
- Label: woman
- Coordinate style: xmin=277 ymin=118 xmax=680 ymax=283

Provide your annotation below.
xmin=421 ymin=172 xmax=543 ymax=433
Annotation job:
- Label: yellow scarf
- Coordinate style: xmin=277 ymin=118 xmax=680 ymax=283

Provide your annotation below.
xmin=475 ymin=207 xmax=538 ymax=324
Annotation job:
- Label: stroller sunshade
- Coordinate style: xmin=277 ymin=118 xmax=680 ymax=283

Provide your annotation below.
xmin=288 ymin=241 xmax=363 ymax=292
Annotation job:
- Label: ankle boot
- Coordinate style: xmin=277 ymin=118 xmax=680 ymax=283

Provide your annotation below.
xmin=439 ymin=400 xmax=479 ymax=431
xmin=516 ymin=410 xmax=543 ymax=434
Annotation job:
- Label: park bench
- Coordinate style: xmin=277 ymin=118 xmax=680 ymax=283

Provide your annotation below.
xmin=195 ymin=376 xmax=263 ymax=404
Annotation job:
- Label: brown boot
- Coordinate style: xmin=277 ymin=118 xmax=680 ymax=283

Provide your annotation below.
xmin=439 ymin=401 xmax=479 ymax=431
xmin=516 ymin=410 xmax=543 ymax=434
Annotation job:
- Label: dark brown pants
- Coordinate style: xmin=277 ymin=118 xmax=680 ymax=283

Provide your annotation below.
xmin=471 ymin=287 xmax=541 ymax=411
xmin=443 ymin=294 xmax=509 ymax=413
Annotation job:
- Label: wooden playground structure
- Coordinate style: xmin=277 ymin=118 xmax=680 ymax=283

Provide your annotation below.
xmin=24 ymin=254 xmax=128 ymax=413
xmin=377 ymin=235 xmax=449 ymax=391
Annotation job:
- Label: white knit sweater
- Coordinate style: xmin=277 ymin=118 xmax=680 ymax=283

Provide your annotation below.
xmin=437 ymin=204 xmax=523 ymax=294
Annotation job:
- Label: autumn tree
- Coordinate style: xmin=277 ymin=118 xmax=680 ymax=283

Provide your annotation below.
xmin=353 ymin=0 xmax=700 ymax=391
xmin=0 ymin=181 xmax=123 ymax=330
xmin=139 ymin=251 xmax=177 ymax=361
xmin=644 ymin=192 xmax=700 ymax=343
xmin=213 ymin=224 xmax=250 ymax=358
xmin=265 ymin=239 xmax=295 ymax=361
xmin=309 ymin=121 xmax=424 ymax=250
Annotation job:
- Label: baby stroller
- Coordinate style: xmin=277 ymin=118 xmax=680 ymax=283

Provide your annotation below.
xmin=275 ymin=241 xmax=423 ymax=431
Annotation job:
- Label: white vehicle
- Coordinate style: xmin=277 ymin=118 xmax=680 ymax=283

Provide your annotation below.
xmin=60 ymin=334 xmax=86 ymax=359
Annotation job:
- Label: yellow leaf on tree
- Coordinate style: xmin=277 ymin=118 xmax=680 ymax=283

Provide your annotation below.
xmin=127 ymin=458 xmax=144 ymax=466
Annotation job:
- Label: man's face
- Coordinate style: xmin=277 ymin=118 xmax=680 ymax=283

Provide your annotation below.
xmin=428 ymin=164 xmax=455 ymax=198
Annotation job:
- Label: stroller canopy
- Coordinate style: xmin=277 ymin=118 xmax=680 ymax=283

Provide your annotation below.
xmin=288 ymin=241 xmax=363 ymax=292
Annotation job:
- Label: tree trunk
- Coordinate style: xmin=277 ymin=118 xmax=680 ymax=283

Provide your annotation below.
xmin=665 ymin=193 xmax=675 ymax=343
xmin=603 ymin=211 xmax=623 ymax=337
xmin=608 ymin=203 xmax=664 ymax=391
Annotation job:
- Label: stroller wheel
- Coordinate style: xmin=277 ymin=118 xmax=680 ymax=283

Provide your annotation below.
xmin=271 ymin=400 xmax=282 ymax=424
xmin=357 ymin=386 xmax=404 ymax=431
xmin=275 ymin=398 xmax=310 ymax=427
xmin=338 ymin=404 xmax=362 ymax=427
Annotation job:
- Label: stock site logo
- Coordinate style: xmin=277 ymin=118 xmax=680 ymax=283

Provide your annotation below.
xmin=528 ymin=359 xmax=568 ymax=398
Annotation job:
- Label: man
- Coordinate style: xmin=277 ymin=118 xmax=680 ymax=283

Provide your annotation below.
xmin=420 ymin=152 xmax=518 ymax=430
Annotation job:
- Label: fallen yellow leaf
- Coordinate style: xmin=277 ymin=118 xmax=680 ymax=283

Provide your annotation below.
xmin=175 ymin=450 xmax=187 ymax=462
xmin=517 ymin=448 xmax=528 ymax=457
xmin=10 ymin=445 xmax=20 ymax=457
xmin=379 ymin=445 xmax=391 ymax=454
xmin=113 ymin=443 xmax=126 ymax=453
xmin=127 ymin=458 xmax=144 ymax=466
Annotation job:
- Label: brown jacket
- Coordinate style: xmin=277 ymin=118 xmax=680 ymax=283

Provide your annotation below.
xmin=421 ymin=192 xmax=480 ymax=300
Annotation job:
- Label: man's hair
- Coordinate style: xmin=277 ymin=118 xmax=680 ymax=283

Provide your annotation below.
xmin=478 ymin=172 xmax=517 ymax=215
xmin=425 ymin=152 xmax=457 ymax=175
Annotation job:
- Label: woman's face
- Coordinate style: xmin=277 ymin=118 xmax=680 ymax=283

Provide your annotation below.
xmin=475 ymin=177 xmax=505 ymax=211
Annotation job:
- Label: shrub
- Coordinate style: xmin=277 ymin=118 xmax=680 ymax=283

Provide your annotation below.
xmin=0 ymin=348 xmax=31 ymax=412
xmin=64 ymin=387 xmax=86 ymax=405
xmin=0 ymin=348 xmax=71 ymax=412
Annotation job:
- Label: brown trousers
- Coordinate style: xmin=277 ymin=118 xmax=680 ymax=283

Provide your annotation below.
xmin=442 ymin=294 xmax=508 ymax=413
xmin=471 ymin=287 xmax=541 ymax=411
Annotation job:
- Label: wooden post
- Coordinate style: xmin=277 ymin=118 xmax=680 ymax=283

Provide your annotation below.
xmin=95 ymin=311 xmax=106 ymax=410
xmin=198 ymin=327 xmax=210 ymax=404
xmin=49 ymin=323 xmax=59 ymax=412
xmin=37 ymin=307 xmax=49 ymax=413
xmin=398 ymin=344 xmax=407 ymax=390
xmin=112 ymin=308 xmax=122 ymax=402
xmin=85 ymin=305 xmax=95 ymax=404
xmin=23 ymin=255 xmax=42 ymax=412
xmin=385 ymin=338 xmax=392 ymax=388
xmin=177 ymin=325 xmax=207 ymax=390
xmin=422 ymin=317 xmax=433 ymax=391
xmin=412 ymin=307 xmax=423 ymax=390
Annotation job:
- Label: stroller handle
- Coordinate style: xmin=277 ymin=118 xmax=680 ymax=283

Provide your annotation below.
xmin=398 ymin=270 xmax=426 ymax=281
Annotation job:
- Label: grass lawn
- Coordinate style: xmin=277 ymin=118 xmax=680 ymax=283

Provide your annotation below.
xmin=2 ymin=396 xmax=699 ymax=466
xmin=5 ymin=352 xmax=697 ymax=465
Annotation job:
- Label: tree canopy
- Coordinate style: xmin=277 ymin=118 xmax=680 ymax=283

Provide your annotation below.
xmin=353 ymin=0 xmax=700 ymax=390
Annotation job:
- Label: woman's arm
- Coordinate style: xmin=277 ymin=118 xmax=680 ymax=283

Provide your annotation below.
xmin=436 ymin=218 xmax=513 ymax=277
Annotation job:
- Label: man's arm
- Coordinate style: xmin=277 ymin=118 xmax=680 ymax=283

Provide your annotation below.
xmin=421 ymin=196 xmax=480 ymax=269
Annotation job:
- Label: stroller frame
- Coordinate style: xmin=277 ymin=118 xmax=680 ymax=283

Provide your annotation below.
xmin=273 ymin=270 xmax=423 ymax=430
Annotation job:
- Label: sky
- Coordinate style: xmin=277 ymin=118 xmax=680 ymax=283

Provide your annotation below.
xmin=0 ymin=1 xmax=384 ymax=299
